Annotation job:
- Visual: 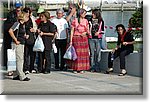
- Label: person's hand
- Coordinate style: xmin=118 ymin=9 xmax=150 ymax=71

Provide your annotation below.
xmin=94 ymin=32 xmax=99 ymax=36
xmin=15 ymin=40 xmax=20 ymax=45
xmin=39 ymin=31 xmax=44 ymax=36
xmin=81 ymin=32 xmax=87 ymax=37
xmin=71 ymin=7 xmax=76 ymax=14
xmin=25 ymin=35 xmax=29 ymax=39
xmin=123 ymin=42 xmax=128 ymax=46
xmin=36 ymin=29 xmax=41 ymax=33
xmin=112 ymin=47 xmax=118 ymax=52
xmin=30 ymin=28 xmax=35 ymax=32
xmin=70 ymin=41 xmax=72 ymax=45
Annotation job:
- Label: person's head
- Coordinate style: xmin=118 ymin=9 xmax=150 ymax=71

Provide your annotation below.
xmin=37 ymin=8 xmax=45 ymax=16
xmin=40 ymin=11 xmax=50 ymax=21
xmin=23 ymin=7 xmax=32 ymax=17
xmin=17 ymin=12 xmax=28 ymax=23
xmin=116 ymin=24 xmax=126 ymax=35
xmin=92 ymin=9 xmax=102 ymax=23
xmin=56 ymin=9 xmax=64 ymax=19
xmin=79 ymin=8 xmax=86 ymax=18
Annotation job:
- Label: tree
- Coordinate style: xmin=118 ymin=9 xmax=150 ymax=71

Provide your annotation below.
xmin=129 ymin=1 xmax=143 ymax=38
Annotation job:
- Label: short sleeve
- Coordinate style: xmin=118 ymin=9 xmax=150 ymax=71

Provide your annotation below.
xmin=71 ymin=19 xmax=76 ymax=28
xmin=85 ymin=19 xmax=90 ymax=34
xmin=11 ymin=22 xmax=20 ymax=31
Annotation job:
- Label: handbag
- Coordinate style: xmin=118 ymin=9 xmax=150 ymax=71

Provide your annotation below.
xmin=7 ymin=48 xmax=16 ymax=71
xmin=63 ymin=45 xmax=77 ymax=60
xmin=33 ymin=35 xmax=45 ymax=52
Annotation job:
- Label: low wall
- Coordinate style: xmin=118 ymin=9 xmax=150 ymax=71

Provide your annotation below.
xmin=99 ymin=50 xmax=143 ymax=77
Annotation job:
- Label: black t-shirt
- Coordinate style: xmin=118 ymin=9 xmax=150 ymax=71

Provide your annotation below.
xmin=11 ymin=22 xmax=26 ymax=44
xmin=91 ymin=19 xmax=104 ymax=39
xmin=38 ymin=21 xmax=57 ymax=50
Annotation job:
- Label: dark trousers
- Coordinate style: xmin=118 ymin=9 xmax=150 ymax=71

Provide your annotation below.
xmin=23 ymin=45 xmax=36 ymax=72
xmin=38 ymin=50 xmax=51 ymax=72
xmin=108 ymin=48 xmax=131 ymax=69
xmin=54 ymin=39 xmax=67 ymax=70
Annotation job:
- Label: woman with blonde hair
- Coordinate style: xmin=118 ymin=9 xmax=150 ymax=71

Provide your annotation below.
xmin=9 ymin=12 xmax=30 ymax=81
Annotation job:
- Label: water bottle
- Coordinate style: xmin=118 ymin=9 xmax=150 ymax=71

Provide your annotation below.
xmin=111 ymin=52 xmax=114 ymax=61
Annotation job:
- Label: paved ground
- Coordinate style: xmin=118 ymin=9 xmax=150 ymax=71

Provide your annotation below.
xmin=0 ymin=69 xmax=142 ymax=95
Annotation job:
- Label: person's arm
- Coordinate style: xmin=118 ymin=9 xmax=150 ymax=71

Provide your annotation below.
xmin=66 ymin=8 xmax=76 ymax=22
xmin=39 ymin=32 xmax=55 ymax=36
xmin=9 ymin=28 xmax=20 ymax=45
xmin=70 ymin=27 xmax=74 ymax=45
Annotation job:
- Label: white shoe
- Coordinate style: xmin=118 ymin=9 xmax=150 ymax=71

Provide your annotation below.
xmin=25 ymin=71 xmax=30 ymax=74
xmin=32 ymin=70 xmax=36 ymax=73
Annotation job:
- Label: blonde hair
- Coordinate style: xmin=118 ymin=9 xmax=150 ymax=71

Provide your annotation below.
xmin=17 ymin=12 xmax=27 ymax=21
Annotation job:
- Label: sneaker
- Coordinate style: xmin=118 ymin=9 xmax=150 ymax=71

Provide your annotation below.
xmin=31 ymin=70 xmax=36 ymax=73
xmin=22 ymin=77 xmax=30 ymax=81
xmin=13 ymin=75 xmax=20 ymax=80
xmin=25 ymin=71 xmax=30 ymax=74
xmin=80 ymin=71 xmax=85 ymax=74
xmin=73 ymin=71 xmax=77 ymax=74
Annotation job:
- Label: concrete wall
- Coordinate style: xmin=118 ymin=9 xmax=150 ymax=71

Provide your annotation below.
xmin=99 ymin=51 xmax=143 ymax=77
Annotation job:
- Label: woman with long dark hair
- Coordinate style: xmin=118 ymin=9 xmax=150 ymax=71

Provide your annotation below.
xmin=104 ymin=24 xmax=135 ymax=76
xmin=70 ymin=9 xmax=90 ymax=74
xmin=88 ymin=9 xmax=104 ymax=72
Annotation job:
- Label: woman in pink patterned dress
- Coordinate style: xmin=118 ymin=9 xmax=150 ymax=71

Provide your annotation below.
xmin=70 ymin=9 xmax=90 ymax=74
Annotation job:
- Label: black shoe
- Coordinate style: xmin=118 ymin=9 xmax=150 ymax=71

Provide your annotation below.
xmin=22 ymin=77 xmax=30 ymax=81
xmin=44 ymin=71 xmax=50 ymax=74
xmin=13 ymin=75 xmax=20 ymax=80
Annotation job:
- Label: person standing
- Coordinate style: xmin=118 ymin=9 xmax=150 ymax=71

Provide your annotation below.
xmin=104 ymin=24 xmax=135 ymax=76
xmin=88 ymin=9 xmax=104 ymax=72
xmin=8 ymin=12 xmax=30 ymax=81
xmin=22 ymin=7 xmax=37 ymax=74
xmin=70 ymin=9 xmax=90 ymax=74
xmin=37 ymin=11 xmax=57 ymax=74
xmin=3 ymin=3 xmax=22 ymax=75
xmin=51 ymin=9 xmax=69 ymax=71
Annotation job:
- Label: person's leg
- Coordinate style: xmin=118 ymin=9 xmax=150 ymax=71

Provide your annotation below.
xmin=105 ymin=49 xmax=120 ymax=74
xmin=44 ymin=50 xmax=51 ymax=73
xmin=23 ymin=45 xmax=30 ymax=72
xmin=118 ymin=50 xmax=130 ymax=76
xmin=94 ymin=39 xmax=101 ymax=72
xmin=29 ymin=45 xmax=36 ymax=72
xmin=15 ymin=44 xmax=26 ymax=80
xmin=37 ymin=52 xmax=44 ymax=73
xmin=54 ymin=40 xmax=60 ymax=69
xmin=88 ymin=39 xmax=95 ymax=71
xmin=60 ymin=39 xmax=67 ymax=70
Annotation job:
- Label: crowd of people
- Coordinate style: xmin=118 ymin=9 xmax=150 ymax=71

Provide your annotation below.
xmin=2 ymin=2 xmax=135 ymax=81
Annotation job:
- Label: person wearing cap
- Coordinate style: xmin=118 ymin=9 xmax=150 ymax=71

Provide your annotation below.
xmin=37 ymin=11 xmax=57 ymax=74
xmin=35 ymin=8 xmax=45 ymax=25
xmin=3 ymin=2 xmax=22 ymax=76
xmin=8 ymin=12 xmax=30 ymax=81
xmin=51 ymin=9 xmax=69 ymax=71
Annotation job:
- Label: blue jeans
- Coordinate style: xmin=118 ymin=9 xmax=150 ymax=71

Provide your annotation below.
xmin=89 ymin=39 xmax=101 ymax=71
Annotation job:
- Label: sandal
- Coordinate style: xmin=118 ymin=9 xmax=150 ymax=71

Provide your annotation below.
xmin=118 ymin=72 xmax=127 ymax=76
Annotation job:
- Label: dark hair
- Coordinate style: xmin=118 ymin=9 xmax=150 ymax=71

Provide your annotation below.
xmin=77 ymin=8 xmax=86 ymax=24
xmin=23 ymin=7 xmax=32 ymax=14
xmin=116 ymin=24 xmax=126 ymax=34
xmin=92 ymin=9 xmax=102 ymax=24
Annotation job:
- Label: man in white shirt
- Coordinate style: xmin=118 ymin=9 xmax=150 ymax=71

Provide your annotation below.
xmin=51 ymin=9 xmax=69 ymax=71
